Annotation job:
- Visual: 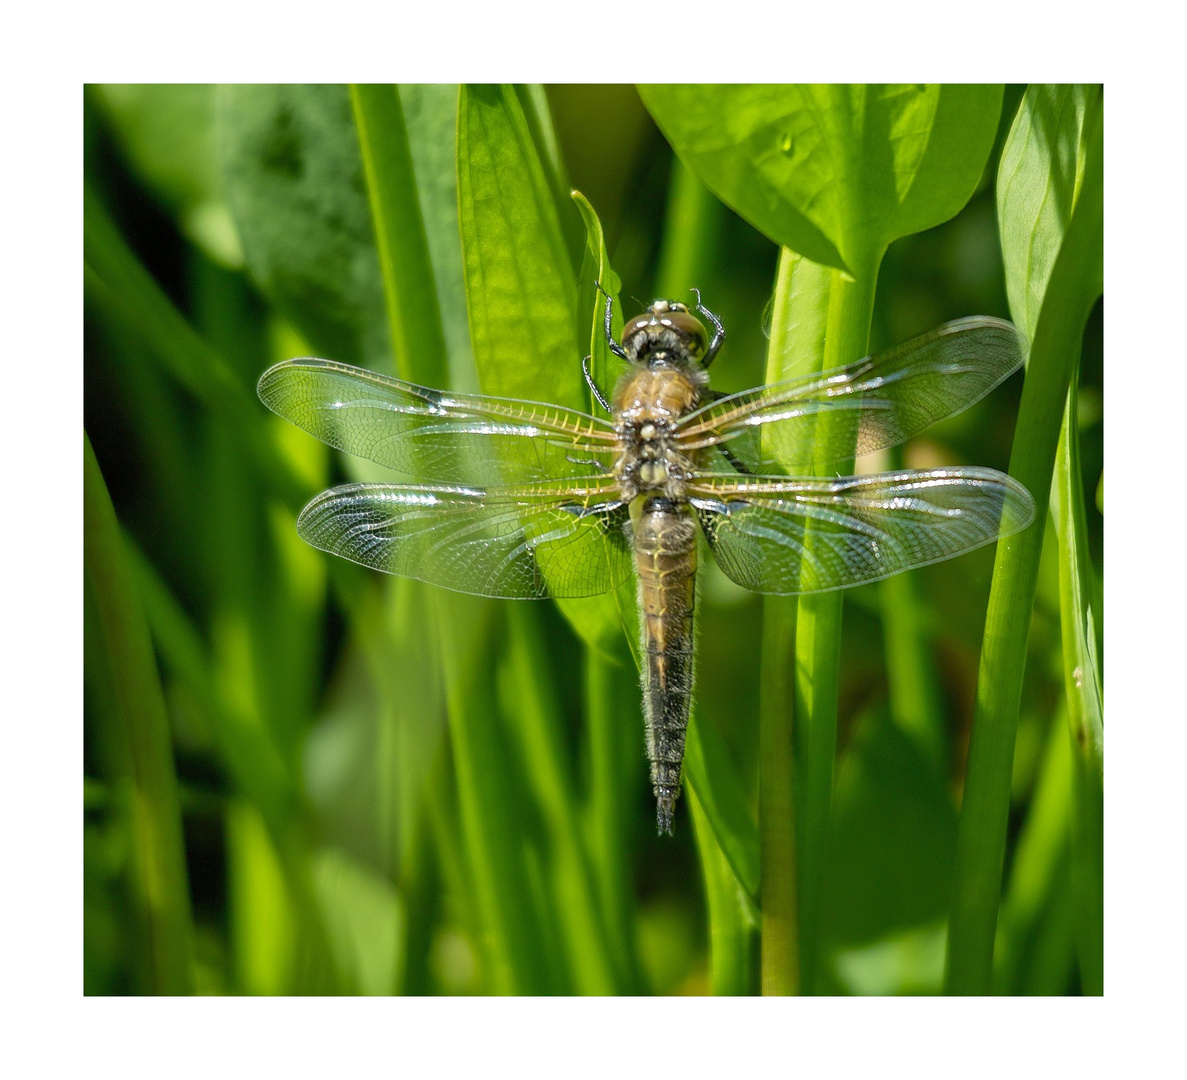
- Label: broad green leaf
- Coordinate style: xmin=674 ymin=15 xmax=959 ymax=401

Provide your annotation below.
xmin=640 ymin=84 xmax=1002 ymax=274
xmin=218 ymin=85 xmax=392 ymax=370
xmin=458 ymin=85 xmax=625 ymax=657
xmin=946 ymin=85 xmax=1102 ymax=994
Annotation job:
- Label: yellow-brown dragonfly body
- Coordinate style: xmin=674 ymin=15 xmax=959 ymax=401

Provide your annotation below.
xmin=258 ymin=295 xmax=1035 ymax=834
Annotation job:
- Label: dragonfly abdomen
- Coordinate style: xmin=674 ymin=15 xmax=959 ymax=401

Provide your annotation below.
xmin=634 ymin=496 xmax=698 ymax=835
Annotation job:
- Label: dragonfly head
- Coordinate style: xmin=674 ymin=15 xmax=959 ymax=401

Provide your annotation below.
xmin=620 ymin=300 xmax=709 ymax=370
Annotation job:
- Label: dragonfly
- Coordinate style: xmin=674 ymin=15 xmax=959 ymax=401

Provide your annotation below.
xmin=258 ymin=292 xmax=1035 ymax=835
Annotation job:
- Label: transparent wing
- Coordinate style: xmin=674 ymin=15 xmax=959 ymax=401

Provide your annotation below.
xmin=258 ymin=357 xmax=618 ymax=485
xmin=678 ymin=317 xmax=1026 ymax=473
xmin=690 ymin=468 xmax=1035 ymax=595
xmin=296 ymin=480 xmax=633 ymax=599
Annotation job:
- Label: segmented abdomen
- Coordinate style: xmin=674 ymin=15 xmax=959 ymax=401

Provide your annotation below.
xmin=634 ymin=497 xmax=698 ymax=835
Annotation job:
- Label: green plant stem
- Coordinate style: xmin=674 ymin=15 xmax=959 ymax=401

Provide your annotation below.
xmin=1052 ymin=371 xmax=1104 ymax=995
xmin=944 ymin=130 xmax=1102 ymax=993
xmin=84 ymin=434 xmax=195 ymax=995
xmin=654 ymin=155 xmax=723 ymax=300
xmin=350 ymin=84 xmax=449 ymax=387
xmin=759 ymin=590 xmax=799 ymax=996
xmin=770 ymin=253 xmax=878 ymax=995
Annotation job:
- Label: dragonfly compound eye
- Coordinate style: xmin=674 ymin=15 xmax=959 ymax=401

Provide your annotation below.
xmin=661 ymin=310 xmax=709 ymax=357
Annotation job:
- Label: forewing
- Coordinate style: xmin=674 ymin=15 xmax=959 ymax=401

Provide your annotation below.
xmin=258 ymin=357 xmax=618 ymax=485
xmin=296 ymin=481 xmax=633 ymax=599
xmin=679 ymin=317 xmax=1026 ymax=473
xmin=690 ymin=468 xmax=1035 ymax=594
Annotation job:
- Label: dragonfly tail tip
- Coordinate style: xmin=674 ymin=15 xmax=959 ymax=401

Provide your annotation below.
xmin=656 ymin=797 xmax=676 ymax=837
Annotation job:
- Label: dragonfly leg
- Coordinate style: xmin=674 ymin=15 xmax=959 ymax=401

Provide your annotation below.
xmin=565 ymin=451 xmax=605 ymax=471
xmin=595 ymin=281 xmax=632 ymax=364
xmin=691 ymin=287 xmax=726 ymax=367
xmin=582 ymin=353 xmax=613 ymax=413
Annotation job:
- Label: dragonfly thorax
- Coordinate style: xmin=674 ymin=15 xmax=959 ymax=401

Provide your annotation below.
xmin=612 ymin=367 xmax=702 ymax=501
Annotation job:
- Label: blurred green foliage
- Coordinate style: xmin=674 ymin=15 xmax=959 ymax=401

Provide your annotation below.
xmin=84 ymin=84 xmax=1102 ymax=995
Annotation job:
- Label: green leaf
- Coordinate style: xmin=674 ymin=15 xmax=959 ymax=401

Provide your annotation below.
xmin=436 ymin=593 xmax=558 ymax=994
xmin=458 ymin=85 xmax=627 ymax=657
xmin=684 ymin=716 xmax=760 ymax=909
xmin=998 ymin=86 xmax=1103 ymax=338
xmin=945 ymin=84 xmax=1102 ymax=994
xmin=218 ymin=85 xmax=392 ymax=369
xmin=640 ymin=84 xmax=1002 ymax=272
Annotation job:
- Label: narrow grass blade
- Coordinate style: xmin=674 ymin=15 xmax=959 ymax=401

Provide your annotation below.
xmin=124 ymin=533 xmax=341 ymax=991
xmin=350 ymin=84 xmax=449 ymax=388
xmin=436 ymin=593 xmax=557 ymax=993
xmin=504 ymin=606 xmax=622 ymax=993
xmin=945 ymin=88 xmax=1102 ymax=994
xmin=84 ymin=435 xmax=195 ymax=994
xmin=1052 ymin=373 xmax=1104 ymax=994
xmin=83 ymin=186 xmax=307 ymax=511
xmin=993 ymin=705 xmax=1076 ymax=994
